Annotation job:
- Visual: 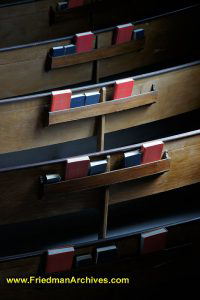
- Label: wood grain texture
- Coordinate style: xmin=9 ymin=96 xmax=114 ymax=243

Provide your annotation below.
xmin=0 ymin=220 xmax=199 ymax=281
xmin=0 ymin=135 xmax=199 ymax=225
xmin=0 ymin=63 xmax=200 ymax=154
xmin=43 ymin=158 xmax=170 ymax=195
xmin=48 ymin=88 xmax=157 ymax=125
xmin=0 ymin=6 xmax=199 ymax=98
xmin=49 ymin=39 xmax=145 ymax=69
xmin=97 ymin=87 xmax=106 ymax=152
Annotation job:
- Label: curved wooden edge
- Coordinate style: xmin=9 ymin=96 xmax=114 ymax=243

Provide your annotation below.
xmin=48 ymin=38 xmax=145 ymax=70
xmin=48 ymin=89 xmax=158 ymax=125
xmin=43 ymin=156 xmax=170 ymax=196
xmin=49 ymin=4 xmax=91 ymax=25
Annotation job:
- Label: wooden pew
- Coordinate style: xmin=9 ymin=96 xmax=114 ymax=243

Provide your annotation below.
xmin=0 ymin=5 xmax=200 ymax=99
xmin=0 ymin=0 xmax=198 ymax=47
xmin=0 ymin=129 xmax=199 ymax=226
xmin=0 ymin=61 xmax=199 ymax=154
xmin=0 ymin=214 xmax=199 ymax=289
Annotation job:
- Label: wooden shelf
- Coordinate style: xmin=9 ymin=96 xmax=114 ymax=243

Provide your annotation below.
xmin=48 ymin=89 xmax=158 ymax=125
xmin=49 ymin=38 xmax=145 ymax=70
xmin=43 ymin=155 xmax=170 ymax=196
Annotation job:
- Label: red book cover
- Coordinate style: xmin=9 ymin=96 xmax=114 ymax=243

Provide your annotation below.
xmin=113 ymin=78 xmax=134 ymax=100
xmin=45 ymin=246 xmax=74 ymax=274
xmin=141 ymin=228 xmax=168 ymax=255
xmin=65 ymin=156 xmax=90 ymax=180
xmin=51 ymin=89 xmax=72 ymax=112
xmin=141 ymin=140 xmax=164 ymax=164
xmin=114 ymin=23 xmax=134 ymax=45
xmin=68 ymin=0 xmax=84 ymax=8
xmin=75 ymin=31 xmax=95 ymax=53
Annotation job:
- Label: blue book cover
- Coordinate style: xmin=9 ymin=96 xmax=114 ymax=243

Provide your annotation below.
xmin=95 ymin=245 xmax=118 ymax=264
xmin=124 ymin=149 xmax=141 ymax=167
xmin=51 ymin=46 xmax=65 ymax=57
xmin=134 ymin=29 xmax=144 ymax=40
xmin=56 ymin=2 xmax=68 ymax=12
xmin=75 ymin=254 xmax=93 ymax=268
xmin=89 ymin=160 xmax=107 ymax=176
xmin=64 ymin=44 xmax=76 ymax=55
xmin=85 ymin=91 xmax=100 ymax=106
xmin=70 ymin=94 xmax=85 ymax=108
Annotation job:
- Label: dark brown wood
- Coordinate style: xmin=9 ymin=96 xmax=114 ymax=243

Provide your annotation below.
xmin=0 ymin=7 xmax=200 ymax=99
xmin=97 ymin=87 xmax=106 ymax=152
xmin=43 ymin=156 xmax=170 ymax=195
xmin=48 ymin=89 xmax=157 ymax=125
xmin=99 ymin=155 xmax=111 ymax=239
xmin=49 ymin=38 xmax=145 ymax=69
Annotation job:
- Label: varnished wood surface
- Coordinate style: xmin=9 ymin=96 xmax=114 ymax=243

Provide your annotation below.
xmin=0 ymin=0 xmax=196 ymax=48
xmin=0 ymin=132 xmax=199 ymax=226
xmin=44 ymin=157 xmax=170 ymax=195
xmin=0 ymin=6 xmax=199 ymax=99
xmin=0 ymin=62 xmax=199 ymax=154
xmin=49 ymin=39 xmax=145 ymax=69
xmin=48 ymin=89 xmax=157 ymax=125
xmin=0 ymin=219 xmax=199 ymax=286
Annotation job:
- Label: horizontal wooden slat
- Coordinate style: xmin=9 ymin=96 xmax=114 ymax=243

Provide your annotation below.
xmin=48 ymin=90 xmax=157 ymax=125
xmin=49 ymin=38 xmax=145 ymax=69
xmin=43 ymin=157 xmax=170 ymax=195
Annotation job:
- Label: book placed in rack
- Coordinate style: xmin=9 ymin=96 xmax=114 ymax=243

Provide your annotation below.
xmin=124 ymin=150 xmax=142 ymax=167
xmin=85 ymin=91 xmax=100 ymax=106
xmin=114 ymin=23 xmax=134 ymax=45
xmin=45 ymin=246 xmax=75 ymax=274
xmin=113 ymin=78 xmax=134 ymax=100
xmin=70 ymin=93 xmax=85 ymax=108
xmin=51 ymin=89 xmax=72 ymax=112
xmin=75 ymin=31 xmax=95 ymax=53
xmin=140 ymin=228 xmax=168 ymax=254
xmin=89 ymin=159 xmax=107 ymax=175
xmin=141 ymin=141 xmax=164 ymax=164
xmin=65 ymin=156 xmax=90 ymax=180
xmin=95 ymin=245 xmax=118 ymax=264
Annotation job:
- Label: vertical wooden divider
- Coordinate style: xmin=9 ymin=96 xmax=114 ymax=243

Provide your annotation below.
xmin=97 ymin=87 xmax=106 ymax=151
xmin=93 ymin=34 xmax=100 ymax=83
xmin=96 ymin=87 xmax=110 ymax=239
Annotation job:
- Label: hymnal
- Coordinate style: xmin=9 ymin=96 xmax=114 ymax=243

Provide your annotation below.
xmin=114 ymin=23 xmax=134 ymax=45
xmin=141 ymin=141 xmax=164 ymax=164
xmin=56 ymin=2 xmax=68 ymax=11
xmin=70 ymin=93 xmax=85 ymax=108
xmin=113 ymin=78 xmax=134 ymax=100
xmin=68 ymin=0 xmax=84 ymax=8
xmin=95 ymin=245 xmax=118 ymax=264
xmin=134 ymin=28 xmax=145 ymax=40
xmin=89 ymin=160 xmax=107 ymax=175
xmin=51 ymin=89 xmax=72 ymax=112
xmin=124 ymin=150 xmax=141 ymax=167
xmin=141 ymin=228 xmax=168 ymax=254
xmin=65 ymin=156 xmax=90 ymax=180
xmin=75 ymin=254 xmax=93 ymax=268
xmin=75 ymin=31 xmax=95 ymax=53
xmin=51 ymin=46 xmax=65 ymax=57
xmin=64 ymin=44 xmax=76 ymax=55
xmin=45 ymin=246 xmax=74 ymax=273
xmin=85 ymin=91 xmax=100 ymax=106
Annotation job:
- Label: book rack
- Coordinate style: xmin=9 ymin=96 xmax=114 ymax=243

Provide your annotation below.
xmin=42 ymin=152 xmax=170 ymax=197
xmin=48 ymin=85 xmax=157 ymax=125
xmin=48 ymin=38 xmax=145 ymax=70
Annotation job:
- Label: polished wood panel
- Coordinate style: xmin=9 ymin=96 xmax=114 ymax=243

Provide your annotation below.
xmin=43 ymin=157 xmax=170 ymax=195
xmin=0 ymin=6 xmax=199 ymax=98
xmin=48 ymin=89 xmax=157 ymax=125
xmin=49 ymin=39 xmax=145 ymax=69
xmin=0 ymin=133 xmax=199 ymax=225
xmin=0 ymin=63 xmax=199 ymax=154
